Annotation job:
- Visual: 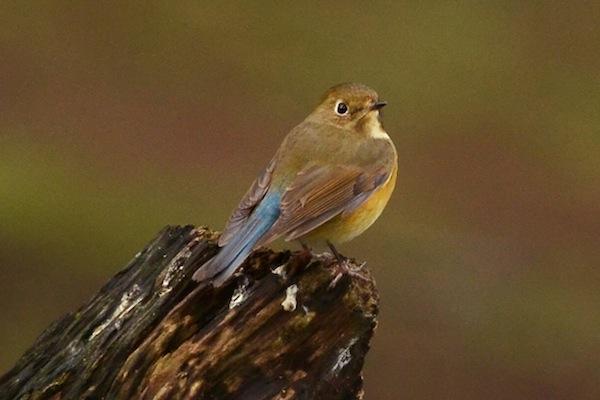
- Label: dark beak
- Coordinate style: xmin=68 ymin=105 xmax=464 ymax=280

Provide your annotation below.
xmin=371 ymin=100 xmax=387 ymax=110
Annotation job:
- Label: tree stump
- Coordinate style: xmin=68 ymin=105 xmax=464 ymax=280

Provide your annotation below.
xmin=0 ymin=226 xmax=379 ymax=399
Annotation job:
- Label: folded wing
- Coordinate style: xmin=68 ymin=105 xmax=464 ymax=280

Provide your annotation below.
xmin=258 ymin=163 xmax=389 ymax=245
xmin=218 ymin=156 xmax=277 ymax=247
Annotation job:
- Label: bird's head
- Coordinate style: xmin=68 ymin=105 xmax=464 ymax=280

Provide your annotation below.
xmin=308 ymin=83 xmax=387 ymax=136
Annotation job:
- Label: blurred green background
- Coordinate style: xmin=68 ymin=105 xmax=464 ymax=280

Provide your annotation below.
xmin=1 ymin=2 xmax=599 ymax=398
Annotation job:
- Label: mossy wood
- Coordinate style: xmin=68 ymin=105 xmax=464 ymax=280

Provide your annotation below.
xmin=0 ymin=226 xmax=379 ymax=399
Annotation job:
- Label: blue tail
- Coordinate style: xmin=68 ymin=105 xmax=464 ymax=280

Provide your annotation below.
xmin=192 ymin=193 xmax=280 ymax=286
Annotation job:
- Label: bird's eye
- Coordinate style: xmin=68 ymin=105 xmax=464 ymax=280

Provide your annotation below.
xmin=335 ymin=101 xmax=349 ymax=116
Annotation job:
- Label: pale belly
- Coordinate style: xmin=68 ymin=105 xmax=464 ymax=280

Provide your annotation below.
xmin=300 ymin=163 xmax=397 ymax=245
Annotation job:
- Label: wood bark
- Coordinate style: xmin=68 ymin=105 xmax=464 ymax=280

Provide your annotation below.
xmin=0 ymin=226 xmax=379 ymax=399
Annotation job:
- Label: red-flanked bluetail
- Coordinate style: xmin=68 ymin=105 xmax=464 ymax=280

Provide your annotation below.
xmin=192 ymin=83 xmax=397 ymax=286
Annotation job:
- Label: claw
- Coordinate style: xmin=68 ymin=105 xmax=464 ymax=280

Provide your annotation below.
xmin=326 ymin=241 xmax=370 ymax=288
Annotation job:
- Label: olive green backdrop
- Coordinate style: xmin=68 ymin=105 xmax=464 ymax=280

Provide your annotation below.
xmin=1 ymin=2 xmax=599 ymax=399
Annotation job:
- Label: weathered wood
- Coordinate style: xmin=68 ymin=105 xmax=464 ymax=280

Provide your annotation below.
xmin=0 ymin=226 xmax=379 ymax=400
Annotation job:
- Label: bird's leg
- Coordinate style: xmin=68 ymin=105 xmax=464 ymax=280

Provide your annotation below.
xmin=298 ymin=239 xmax=311 ymax=252
xmin=326 ymin=240 xmax=369 ymax=287
xmin=297 ymin=239 xmax=313 ymax=260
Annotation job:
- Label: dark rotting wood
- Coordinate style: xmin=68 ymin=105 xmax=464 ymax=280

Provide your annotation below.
xmin=0 ymin=226 xmax=379 ymax=399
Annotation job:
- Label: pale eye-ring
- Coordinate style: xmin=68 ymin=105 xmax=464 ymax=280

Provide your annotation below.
xmin=335 ymin=100 xmax=349 ymax=116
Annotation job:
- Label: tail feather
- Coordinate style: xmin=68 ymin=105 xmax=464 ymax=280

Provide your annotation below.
xmin=192 ymin=194 xmax=280 ymax=286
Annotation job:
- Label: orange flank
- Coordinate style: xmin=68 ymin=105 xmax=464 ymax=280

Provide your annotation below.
xmin=304 ymin=158 xmax=398 ymax=245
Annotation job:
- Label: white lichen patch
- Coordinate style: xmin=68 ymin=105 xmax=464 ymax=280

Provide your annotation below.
xmin=89 ymin=284 xmax=144 ymax=340
xmin=229 ymin=283 xmax=249 ymax=309
xmin=159 ymin=247 xmax=193 ymax=296
xmin=271 ymin=264 xmax=287 ymax=280
xmin=281 ymin=284 xmax=299 ymax=312
xmin=330 ymin=338 xmax=358 ymax=376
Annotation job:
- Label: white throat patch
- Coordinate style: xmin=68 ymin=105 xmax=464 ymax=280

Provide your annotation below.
xmin=365 ymin=111 xmax=390 ymax=139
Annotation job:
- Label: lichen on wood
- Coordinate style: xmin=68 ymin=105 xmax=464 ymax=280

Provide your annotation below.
xmin=0 ymin=225 xmax=379 ymax=400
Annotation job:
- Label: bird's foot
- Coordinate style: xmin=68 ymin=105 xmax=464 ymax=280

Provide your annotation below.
xmin=329 ymin=259 xmax=369 ymax=288
xmin=326 ymin=240 xmax=369 ymax=288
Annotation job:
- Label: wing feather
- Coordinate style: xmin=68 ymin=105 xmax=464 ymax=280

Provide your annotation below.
xmin=258 ymin=164 xmax=389 ymax=245
xmin=218 ymin=157 xmax=277 ymax=246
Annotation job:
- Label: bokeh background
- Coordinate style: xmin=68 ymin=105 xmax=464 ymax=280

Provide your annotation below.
xmin=1 ymin=2 xmax=599 ymax=398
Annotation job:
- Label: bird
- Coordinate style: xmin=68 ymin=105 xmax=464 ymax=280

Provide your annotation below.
xmin=192 ymin=83 xmax=397 ymax=287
